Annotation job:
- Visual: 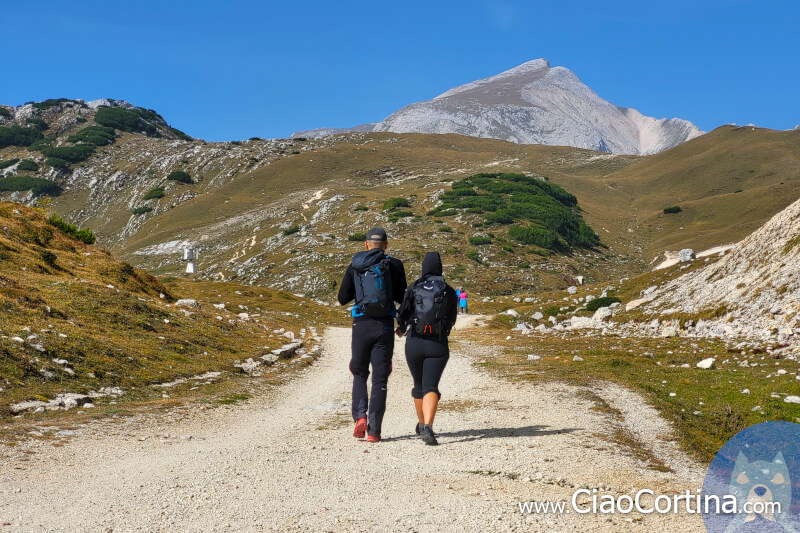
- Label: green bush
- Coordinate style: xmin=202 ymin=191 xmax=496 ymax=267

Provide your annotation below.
xmin=41 ymin=144 xmax=95 ymax=163
xmin=348 ymin=233 xmax=367 ymax=241
xmin=383 ymin=197 xmax=411 ymax=210
xmin=28 ymin=136 xmax=55 ymax=151
xmin=0 ymin=125 xmax=43 ymax=148
xmin=0 ymin=158 xmax=20 ymax=169
xmin=0 ymin=176 xmax=62 ymax=196
xmin=508 ymin=225 xmax=559 ymax=250
xmin=132 ymin=206 xmax=153 ymax=215
xmin=439 ymin=226 xmax=453 ymax=233
xmin=663 ymin=206 xmax=682 ymax=214
xmin=17 ymin=159 xmax=39 ymax=172
xmin=31 ymin=98 xmax=76 ymax=110
xmin=45 ymin=157 xmax=69 ymax=170
xmin=39 ymin=250 xmax=57 ymax=266
xmin=25 ymin=117 xmax=49 ymax=131
xmin=47 ymin=214 xmax=96 ymax=244
xmin=0 ymin=107 xmax=11 ymax=118
xmin=94 ymin=106 xmax=158 ymax=135
xmin=468 ymin=236 xmax=492 ymax=245
xmin=586 ymin=297 xmax=621 ymax=312
xmin=429 ymin=172 xmax=600 ymax=251
xmin=67 ymin=125 xmax=116 ymax=146
xmin=518 ymin=261 xmax=530 ymax=269
xmin=544 ymin=305 xmax=561 ymax=317
xmin=167 ymin=127 xmax=192 ymax=141
xmin=466 ymin=250 xmax=482 ymax=264
xmin=143 ymin=187 xmax=165 ymax=200
xmin=282 ymin=225 xmax=300 ymax=236
xmin=354 ymin=205 xmax=368 ymax=212
xmin=167 ymin=170 xmax=192 ymax=184
xmin=389 ymin=210 xmax=413 ymax=218
xmin=133 ymin=108 xmax=163 ymax=123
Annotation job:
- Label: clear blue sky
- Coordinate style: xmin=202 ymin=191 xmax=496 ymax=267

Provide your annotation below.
xmin=2 ymin=0 xmax=798 ymax=141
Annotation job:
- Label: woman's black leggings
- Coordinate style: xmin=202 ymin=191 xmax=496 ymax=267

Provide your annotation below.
xmin=405 ymin=334 xmax=450 ymax=399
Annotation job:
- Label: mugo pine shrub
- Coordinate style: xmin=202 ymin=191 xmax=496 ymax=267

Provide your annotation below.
xmin=429 ymin=172 xmax=600 ymax=253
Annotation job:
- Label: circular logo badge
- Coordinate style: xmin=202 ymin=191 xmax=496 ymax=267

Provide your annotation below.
xmin=703 ymin=421 xmax=800 ymax=532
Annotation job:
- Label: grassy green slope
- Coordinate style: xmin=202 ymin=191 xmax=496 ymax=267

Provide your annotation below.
xmin=117 ymin=128 xmax=800 ymax=295
xmin=6 ymin=114 xmax=799 ymax=296
xmin=604 ymin=126 xmax=800 ymax=258
xmin=0 ymin=202 xmax=338 ymax=423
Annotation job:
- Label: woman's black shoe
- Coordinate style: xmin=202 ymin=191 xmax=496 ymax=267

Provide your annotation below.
xmin=420 ymin=424 xmax=438 ymax=446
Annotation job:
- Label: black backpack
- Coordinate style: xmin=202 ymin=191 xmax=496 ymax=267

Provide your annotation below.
xmin=351 ymin=249 xmax=393 ymax=318
xmin=411 ymin=276 xmax=448 ymax=336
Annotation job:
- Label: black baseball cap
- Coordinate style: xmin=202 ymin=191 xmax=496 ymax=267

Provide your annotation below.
xmin=366 ymin=227 xmax=388 ymax=242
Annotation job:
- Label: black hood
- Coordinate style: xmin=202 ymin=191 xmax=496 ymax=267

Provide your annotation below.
xmin=421 ymin=252 xmax=443 ymax=277
xmin=351 ymin=248 xmax=385 ymax=271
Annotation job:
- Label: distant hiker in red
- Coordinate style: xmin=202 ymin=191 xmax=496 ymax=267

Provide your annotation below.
xmin=396 ymin=252 xmax=458 ymax=445
xmin=337 ymin=227 xmax=407 ymax=443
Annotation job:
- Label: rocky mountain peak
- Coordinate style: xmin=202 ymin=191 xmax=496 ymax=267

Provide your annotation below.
xmin=433 ymin=58 xmax=552 ymax=100
xmin=86 ymin=99 xmax=135 ymax=110
xmin=296 ymin=59 xmax=703 ymax=155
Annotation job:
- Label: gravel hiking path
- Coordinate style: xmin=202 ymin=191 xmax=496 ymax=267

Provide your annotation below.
xmin=0 ymin=317 xmax=706 ymax=532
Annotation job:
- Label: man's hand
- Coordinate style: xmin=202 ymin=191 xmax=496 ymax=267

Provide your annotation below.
xmin=395 ymin=327 xmax=405 ymax=338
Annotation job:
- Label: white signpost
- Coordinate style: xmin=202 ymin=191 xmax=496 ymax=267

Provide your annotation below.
xmin=183 ymin=247 xmax=198 ymax=275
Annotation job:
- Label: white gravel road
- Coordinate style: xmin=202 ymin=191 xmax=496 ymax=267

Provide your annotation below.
xmin=0 ymin=317 xmax=707 ymax=532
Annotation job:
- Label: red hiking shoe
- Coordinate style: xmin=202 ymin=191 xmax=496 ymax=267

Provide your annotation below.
xmin=366 ymin=435 xmax=381 ymax=443
xmin=353 ymin=418 xmax=367 ymax=439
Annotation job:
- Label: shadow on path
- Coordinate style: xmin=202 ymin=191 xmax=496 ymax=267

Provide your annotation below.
xmin=386 ymin=425 xmax=582 ymax=444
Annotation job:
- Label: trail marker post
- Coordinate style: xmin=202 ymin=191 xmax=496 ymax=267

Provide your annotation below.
xmin=183 ymin=247 xmax=198 ymax=275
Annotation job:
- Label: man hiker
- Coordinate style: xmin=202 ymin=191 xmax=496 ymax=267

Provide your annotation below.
xmin=337 ymin=227 xmax=407 ymax=443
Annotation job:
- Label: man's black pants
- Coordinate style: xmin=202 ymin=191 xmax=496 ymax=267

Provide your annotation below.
xmin=349 ymin=317 xmax=394 ymax=437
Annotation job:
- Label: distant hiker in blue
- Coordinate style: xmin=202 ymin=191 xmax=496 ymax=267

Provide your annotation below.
xmin=337 ymin=227 xmax=407 ymax=443
xmin=396 ymin=252 xmax=458 ymax=446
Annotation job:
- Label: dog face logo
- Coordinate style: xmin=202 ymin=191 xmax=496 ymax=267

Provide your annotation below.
xmin=703 ymin=422 xmax=800 ymax=533
xmin=727 ymin=451 xmax=793 ymax=530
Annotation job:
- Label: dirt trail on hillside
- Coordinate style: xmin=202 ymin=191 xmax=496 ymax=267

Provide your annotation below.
xmin=0 ymin=318 xmax=707 ymax=532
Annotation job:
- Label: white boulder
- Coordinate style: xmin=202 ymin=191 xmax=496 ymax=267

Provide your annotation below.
xmin=661 ymin=326 xmax=679 ymax=338
xmin=696 ymin=358 xmax=716 ymax=369
xmin=569 ymin=316 xmax=592 ymax=329
xmin=592 ymin=307 xmax=613 ymax=322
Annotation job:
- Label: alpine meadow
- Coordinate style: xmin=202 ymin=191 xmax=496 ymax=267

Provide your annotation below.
xmin=1 ymin=13 xmax=800 ymax=530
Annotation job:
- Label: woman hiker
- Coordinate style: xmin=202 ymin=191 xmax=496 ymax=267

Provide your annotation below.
xmin=458 ymin=287 xmax=468 ymax=315
xmin=396 ymin=252 xmax=458 ymax=445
